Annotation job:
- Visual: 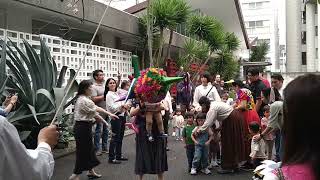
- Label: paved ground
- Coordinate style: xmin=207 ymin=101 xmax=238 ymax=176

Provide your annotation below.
xmin=52 ymin=135 xmax=252 ymax=180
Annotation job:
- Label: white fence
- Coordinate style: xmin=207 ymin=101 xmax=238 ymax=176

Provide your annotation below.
xmin=0 ymin=28 xmax=133 ymax=113
xmin=0 ymin=28 xmax=133 ymax=84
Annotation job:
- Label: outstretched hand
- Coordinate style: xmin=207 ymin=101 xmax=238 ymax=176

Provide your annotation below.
xmin=38 ymin=125 xmax=59 ymax=149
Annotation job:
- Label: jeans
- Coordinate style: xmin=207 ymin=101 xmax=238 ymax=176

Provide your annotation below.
xmin=109 ymin=115 xmax=126 ymax=160
xmin=94 ymin=121 xmax=109 ymax=152
xmin=192 ymin=145 xmax=209 ymax=169
xmin=274 ymin=130 xmax=281 ymax=161
xmin=186 ymin=144 xmax=195 ymax=170
xmin=175 ymin=127 xmax=183 ymax=139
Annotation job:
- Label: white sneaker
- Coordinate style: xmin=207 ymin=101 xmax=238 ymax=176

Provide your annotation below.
xmin=201 ymin=168 xmax=212 ymax=175
xmin=190 ymin=168 xmax=197 ymax=175
xmin=210 ymin=161 xmax=219 ymax=167
xmin=69 ymin=174 xmax=80 ymax=180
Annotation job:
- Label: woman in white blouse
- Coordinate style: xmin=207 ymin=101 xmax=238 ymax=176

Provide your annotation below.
xmin=69 ymin=80 xmax=118 ymax=180
xmin=104 ymin=78 xmax=131 ymax=164
xmin=192 ymin=72 xmax=221 ymax=111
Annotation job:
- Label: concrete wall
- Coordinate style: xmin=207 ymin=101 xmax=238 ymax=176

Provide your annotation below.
xmin=15 ymin=0 xmax=139 ymax=35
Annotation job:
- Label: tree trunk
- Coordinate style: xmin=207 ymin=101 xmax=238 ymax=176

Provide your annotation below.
xmin=156 ymin=27 xmax=164 ymax=67
xmin=166 ymin=29 xmax=174 ymax=60
xmin=141 ymin=48 xmax=145 ymax=69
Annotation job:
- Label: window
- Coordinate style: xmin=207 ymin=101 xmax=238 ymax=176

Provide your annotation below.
xmin=247 ymin=1 xmax=266 ymax=9
xmin=302 ymin=52 xmax=307 ymax=65
xmin=247 ymin=20 xmax=265 ymax=28
xmin=316 ymin=26 xmax=318 ymax=36
xmin=316 ymin=48 xmax=318 ymax=59
xmin=249 ymin=21 xmax=256 ymax=27
xmin=301 ymin=31 xmax=306 ymax=44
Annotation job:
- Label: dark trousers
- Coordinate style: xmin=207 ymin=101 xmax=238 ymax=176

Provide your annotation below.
xmin=109 ymin=115 xmax=126 ymax=160
xmin=252 ymin=158 xmax=264 ymax=168
xmin=186 ymin=144 xmax=195 ymax=170
xmin=274 ymin=130 xmax=281 ymax=162
xmin=163 ymin=110 xmax=170 ymax=134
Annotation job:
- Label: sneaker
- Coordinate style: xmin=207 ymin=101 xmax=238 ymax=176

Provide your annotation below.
xmin=190 ymin=168 xmax=197 ymax=175
xmin=96 ymin=151 xmax=102 ymax=156
xmin=148 ymin=136 xmax=154 ymax=142
xmin=201 ymin=168 xmax=212 ymax=175
xmin=210 ymin=161 xmax=219 ymax=167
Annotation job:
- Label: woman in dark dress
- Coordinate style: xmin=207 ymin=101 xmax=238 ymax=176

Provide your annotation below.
xmin=130 ymin=99 xmax=168 ymax=180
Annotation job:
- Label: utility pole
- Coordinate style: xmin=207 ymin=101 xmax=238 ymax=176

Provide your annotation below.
xmin=147 ymin=0 xmax=153 ymax=67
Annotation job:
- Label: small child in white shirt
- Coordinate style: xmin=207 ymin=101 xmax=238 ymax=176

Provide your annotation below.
xmin=249 ymin=122 xmax=267 ymax=168
xmin=172 ymin=109 xmax=185 ymax=141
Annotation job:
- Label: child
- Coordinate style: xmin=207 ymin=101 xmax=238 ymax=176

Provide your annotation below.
xmin=249 ymin=122 xmax=267 ymax=168
xmin=182 ymin=112 xmax=196 ymax=173
xmin=260 ymin=105 xmax=275 ymax=160
xmin=190 ymin=113 xmax=213 ymax=175
xmin=221 ymin=91 xmax=234 ymax=106
xmin=173 ymin=109 xmax=184 ymax=141
xmin=208 ymin=123 xmax=221 ymax=169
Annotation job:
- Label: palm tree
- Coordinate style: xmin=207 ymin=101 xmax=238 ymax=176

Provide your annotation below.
xmin=151 ymin=0 xmax=186 ymax=66
xmin=165 ymin=0 xmax=191 ymax=59
xmin=249 ymin=41 xmax=270 ymax=62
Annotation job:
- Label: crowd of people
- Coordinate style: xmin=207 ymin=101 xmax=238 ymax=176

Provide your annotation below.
xmin=0 ymin=67 xmax=319 ymax=180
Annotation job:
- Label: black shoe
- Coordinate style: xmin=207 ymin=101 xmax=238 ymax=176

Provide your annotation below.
xmin=108 ymin=159 xmax=121 ymax=164
xmin=116 ymin=157 xmax=129 ymax=161
xmin=166 ymin=147 xmax=170 ymax=151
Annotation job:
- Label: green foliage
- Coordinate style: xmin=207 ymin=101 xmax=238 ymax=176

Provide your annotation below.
xmin=177 ymin=39 xmax=209 ymax=69
xmin=209 ymin=52 xmax=240 ymax=81
xmin=250 ymin=41 xmax=270 ymax=62
xmin=1 ymin=39 xmax=78 ymax=146
xmin=224 ymin=32 xmax=240 ymax=52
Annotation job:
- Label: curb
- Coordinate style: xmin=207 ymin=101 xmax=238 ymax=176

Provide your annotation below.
xmin=53 ymin=130 xmax=135 ymax=159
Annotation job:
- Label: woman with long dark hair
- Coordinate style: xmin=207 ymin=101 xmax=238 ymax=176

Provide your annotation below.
xmin=263 ymin=74 xmax=319 ymax=180
xmin=196 ymin=96 xmax=246 ymax=174
xmin=69 ymin=80 xmax=118 ymax=180
xmin=105 ymin=78 xmax=131 ymax=164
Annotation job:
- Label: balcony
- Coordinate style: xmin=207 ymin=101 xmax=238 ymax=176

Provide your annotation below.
xmin=246 ymin=27 xmax=270 ymax=35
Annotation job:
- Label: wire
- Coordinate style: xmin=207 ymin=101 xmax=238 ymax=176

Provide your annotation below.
xmin=51 ymin=0 xmax=113 ymax=125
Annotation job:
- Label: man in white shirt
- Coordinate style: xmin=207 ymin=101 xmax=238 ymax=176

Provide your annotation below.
xmin=0 ymin=116 xmax=59 ymax=180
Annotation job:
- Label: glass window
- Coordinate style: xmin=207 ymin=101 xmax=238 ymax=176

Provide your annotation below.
xmin=256 ymin=21 xmax=263 ymax=27
xmin=249 ymin=2 xmax=255 ymax=9
xmin=249 ymin=21 xmax=255 ymax=27
xmin=256 ymin=2 xmax=263 ymax=8
xmin=302 ymin=52 xmax=307 ymax=65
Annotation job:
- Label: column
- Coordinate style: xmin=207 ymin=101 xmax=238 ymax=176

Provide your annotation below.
xmin=286 ymin=0 xmax=302 ymax=72
xmin=306 ymin=2 xmax=316 ymax=72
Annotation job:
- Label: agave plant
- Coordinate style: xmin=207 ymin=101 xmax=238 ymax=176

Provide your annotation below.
xmin=1 ymin=38 xmax=78 ymax=145
xmin=0 ymin=40 xmax=8 ymax=94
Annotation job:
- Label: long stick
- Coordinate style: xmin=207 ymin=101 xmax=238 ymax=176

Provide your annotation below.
xmin=146 ymin=0 xmax=153 ymax=67
xmin=51 ymin=0 xmax=113 ymax=125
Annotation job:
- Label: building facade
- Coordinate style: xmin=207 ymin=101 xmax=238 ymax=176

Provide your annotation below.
xmin=286 ymin=0 xmax=320 ymax=73
xmin=240 ymin=0 xmax=280 ymax=72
